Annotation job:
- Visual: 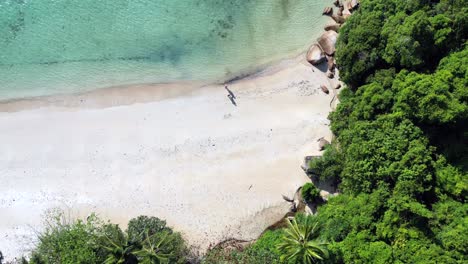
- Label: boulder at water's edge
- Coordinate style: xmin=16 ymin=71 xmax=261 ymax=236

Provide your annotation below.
xmin=306 ymin=44 xmax=326 ymax=65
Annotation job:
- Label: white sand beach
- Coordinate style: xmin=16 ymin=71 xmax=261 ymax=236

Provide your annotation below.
xmin=0 ymin=55 xmax=337 ymax=259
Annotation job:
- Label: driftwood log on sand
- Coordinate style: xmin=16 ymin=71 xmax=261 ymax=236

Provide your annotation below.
xmin=320 ymin=85 xmax=329 ymax=94
xmin=327 ymin=71 xmax=335 ymax=79
xmin=335 ymin=83 xmax=342 ymax=90
xmin=306 ymin=44 xmax=326 ymax=65
xmin=317 ymin=30 xmax=338 ymax=56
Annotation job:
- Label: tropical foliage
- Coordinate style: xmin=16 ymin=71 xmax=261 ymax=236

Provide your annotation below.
xmin=202 ymin=229 xmax=282 ymax=264
xmin=301 ymin=183 xmax=321 ymax=204
xmin=27 ymin=212 xmax=187 ymax=264
xmin=308 ymin=0 xmax=468 ymax=262
xmin=277 ymin=217 xmax=328 ymax=264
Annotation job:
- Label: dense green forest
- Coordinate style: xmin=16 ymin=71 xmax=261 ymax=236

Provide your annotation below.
xmin=315 ymin=0 xmax=467 ymax=262
xmin=312 ymin=0 xmax=467 ymax=262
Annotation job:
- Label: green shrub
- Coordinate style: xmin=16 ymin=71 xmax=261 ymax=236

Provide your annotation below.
xmin=126 ymin=216 xmax=188 ymax=264
xmin=27 ymin=212 xmax=188 ymax=264
xmin=308 ymin=143 xmax=343 ymax=184
xmin=249 ymin=230 xmax=283 ymax=258
xmin=127 ymin=215 xmax=169 ymax=242
xmin=202 ymin=230 xmax=283 ymax=264
xmin=29 ymin=212 xmax=102 ymax=264
xmin=202 ymin=247 xmax=279 ymax=264
xmin=301 ymin=183 xmax=321 ymax=204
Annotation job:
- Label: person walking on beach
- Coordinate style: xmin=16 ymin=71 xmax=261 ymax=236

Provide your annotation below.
xmin=225 ymin=84 xmax=236 ymax=99
xmin=224 ymin=84 xmax=237 ymax=106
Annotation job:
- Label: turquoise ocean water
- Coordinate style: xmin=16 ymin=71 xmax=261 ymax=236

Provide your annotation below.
xmin=0 ymin=0 xmax=329 ymax=100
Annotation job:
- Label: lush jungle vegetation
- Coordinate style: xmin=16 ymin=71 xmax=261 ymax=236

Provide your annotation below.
xmin=311 ymin=0 xmax=467 ymax=262
xmin=6 ymin=212 xmax=189 ymax=264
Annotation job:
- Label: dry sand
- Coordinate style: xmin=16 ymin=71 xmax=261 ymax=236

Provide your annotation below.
xmin=0 ymin=55 xmax=337 ymax=259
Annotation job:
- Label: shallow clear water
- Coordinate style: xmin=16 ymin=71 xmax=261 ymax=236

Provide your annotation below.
xmin=0 ymin=0 xmax=329 ymax=100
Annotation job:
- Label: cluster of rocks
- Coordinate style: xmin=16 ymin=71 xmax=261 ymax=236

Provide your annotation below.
xmin=295 ymin=1 xmax=361 ymax=212
xmin=307 ymin=0 xmax=360 ymax=81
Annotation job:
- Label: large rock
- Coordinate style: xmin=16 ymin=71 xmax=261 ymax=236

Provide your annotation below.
xmin=322 ymin=7 xmax=333 ymax=15
xmin=343 ymin=8 xmax=352 ymax=19
xmin=327 ymin=56 xmax=336 ymax=71
xmin=317 ymin=30 xmax=338 ymax=56
xmin=331 ymin=14 xmax=346 ymax=24
xmin=306 ymin=44 xmax=325 ymax=65
xmin=324 ymin=23 xmax=340 ymax=32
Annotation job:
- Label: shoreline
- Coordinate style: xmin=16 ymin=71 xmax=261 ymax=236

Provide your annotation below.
xmin=0 ymin=51 xmax=312 ymax=112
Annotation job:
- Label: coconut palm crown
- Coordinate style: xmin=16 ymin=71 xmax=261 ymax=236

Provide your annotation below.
xmin=277 ymin=217 xmax=329 ymax=264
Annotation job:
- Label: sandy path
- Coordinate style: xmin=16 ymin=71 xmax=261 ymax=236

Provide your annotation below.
xmin=0 ymin=57 xmax=334 ymax=259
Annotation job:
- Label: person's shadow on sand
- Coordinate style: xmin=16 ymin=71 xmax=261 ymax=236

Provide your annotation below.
xmin=227 ymin=94 xmax=237 ymax=106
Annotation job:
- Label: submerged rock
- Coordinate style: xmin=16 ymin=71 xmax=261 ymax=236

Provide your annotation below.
xmin=306 ymin=44 xmax=326 ymax=65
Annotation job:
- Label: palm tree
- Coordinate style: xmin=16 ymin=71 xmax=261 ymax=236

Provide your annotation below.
xmin=277 ymin=217 xmax=329 ymax=264
xmin=133 ymin=230 xmax=174 ymax=264
xmin=98 ymin=225 xmax=136 ymax=264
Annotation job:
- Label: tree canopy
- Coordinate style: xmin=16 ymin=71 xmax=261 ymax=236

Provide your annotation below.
xmin=311 ymin=0 xmax=467 ymax=262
